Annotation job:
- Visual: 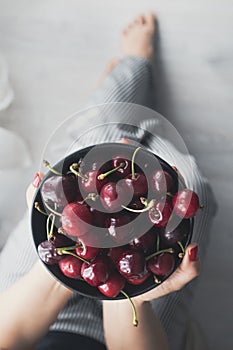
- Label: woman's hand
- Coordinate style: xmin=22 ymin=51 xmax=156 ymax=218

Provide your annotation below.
xmin=134 ymin=242 xmax=200 ymax=303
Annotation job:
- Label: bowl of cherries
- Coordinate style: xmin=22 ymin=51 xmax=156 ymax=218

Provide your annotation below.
xmin=31 ymin=143 xmax=201 ymax=326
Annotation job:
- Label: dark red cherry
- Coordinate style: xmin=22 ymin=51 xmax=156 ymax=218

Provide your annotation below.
xmin=41 ymin=173 xmax=79 ymax=210
xmin=38 ymin=240 xmax=63 ymax=265
xmin=112 ymin=155 xmax=131 ymax=177
xmin=127 ymin=271 xmax=151 ymax=285
xmin=106 ymin=213 xmax=133 ymax=244
xmin=98 ymin=272 xmax=126 ymax=298
xmin=161 ymin=219 xmax=190 ymax=246
xmin=62 ymin=202 xmax=93 ymax=237
xmin=147 ymin=252 xmax=175 ymax=276
xmin=172 ymin=189 xmax=200 ymax=218
xmin=80 ymin=170 xmax=107 ymax=193
xmin=89 ymin=207 xmax=109 ymax=228
xmin=117 ymin=250 xmax=147 ymax=280
xmin=148 ymin=200 xmax=172 ymax=227
xmin=151 ymin=170 xmax=173 ymax=195
xmin=81 ymin=256 xmax=112 ymax=286
xmin=58 ymin=255 xmax=82 ymax=279
xmin=100 ymin=182 xmax=132 ymax=212
xmin=130 ymin=229 xmax=158 ymax=255
xmin=75 ymin=240 xmax=100 ymax=259
xmin=107 ymin=245 xmax=128 ymax=264
xmin=124 ymin=173 xmax=148 ymax=197
xmin=37 ymin=234 xmax=75 ymax=265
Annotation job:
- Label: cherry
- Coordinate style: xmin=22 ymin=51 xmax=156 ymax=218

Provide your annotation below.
xmin=80 ymin=170 xmax=107 ymax=193
xmin=117 ymin=249 xmax=147 ymax=280
xmin=112 ymin=155 xmax=131 ymax=177
xmin=98 ymin=271 xmax=126 ymax=298
xmin=62 ymin=202 xmax=93 ymax=237
xmin=58 ymin=255 xmax=82 ymax=279
xmin=172 ymin=189 xmax=200 ymax=218
xmin=130 ymin=229 xmax=158 ymax=255
xmin=75 ymin=240 xmax=100 ymax=260
xmin=90 ymin=207 xmax=109 ymax=228
xmin=124 ymin=173 xmax=148 ymax=198
xmin=41 ymin=173 xmax=79 ymax=210
xmin=100 ymin=182 xmax=132 ymax=212
xmin=106 ymin=213 xmax=133 ymax=244
xmin=38 ymin=240 xmax=63 ymax=265
xmin=81 ymin=256 xmax=112 ymax=286
xmin=127 ymin=271 xmax=151 ymax=285
xmin=107 ymin=245 xmax=128 ymax=264
xmin=148 ymin=200 xmax=172 ymax=227
xmin=150 ymin=170 xmax=173 ymax=195
xmin=161 ymin=219 xmax=190 ymax=246
xmin=147 ymin=252 xmax=175 ymax=276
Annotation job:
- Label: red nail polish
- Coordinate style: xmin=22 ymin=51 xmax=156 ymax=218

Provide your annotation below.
xmin=189 ymin=245 xmax=198 ymax=262
xmin=32 ymin=172 xmax=41 ymax=188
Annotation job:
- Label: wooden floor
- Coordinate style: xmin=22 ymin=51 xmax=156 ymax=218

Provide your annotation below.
xmin=0 ymin=1 xmax=232 ymax=349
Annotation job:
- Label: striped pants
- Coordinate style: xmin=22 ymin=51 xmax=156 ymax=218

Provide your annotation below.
xmin=0 ymin=57 xmax=216 ymax=349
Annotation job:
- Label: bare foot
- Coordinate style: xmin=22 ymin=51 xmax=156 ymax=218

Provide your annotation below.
xmin=121 ymin=12 xmax=156 ymax=60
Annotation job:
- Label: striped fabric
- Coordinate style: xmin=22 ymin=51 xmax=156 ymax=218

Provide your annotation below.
xmin=0 ymin=56 xmax=216 ymax=349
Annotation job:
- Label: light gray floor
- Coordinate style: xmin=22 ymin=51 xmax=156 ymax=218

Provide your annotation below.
xmin=0 ymin=1 xmax=232 ymax=349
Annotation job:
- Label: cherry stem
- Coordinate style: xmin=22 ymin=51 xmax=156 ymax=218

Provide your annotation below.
xmin=46 ymin=213 xmax=55 ymax=240
xmin=153 ymin=275 xmax=161 ymax=284
xmin=97 ymin=162 xmax=125 ymax=180
xmin=55 ymin=244 xmax=82 ymax=251
xmin=177 ymin=241 xmax=185 ymax=258
xmin=43 ymin=160 xmax=62 ymax=176
xmin=146 ymin=248 xmax=174 ymax=261
xmin=35 ymin=202 xmax=47 ymax=216
xmin=140 ymin=197 xmax=148 ymax=207
xmin=166 ymin=192 xmax=173 ymax=198
xmin=200 ymin=204 xmax=204 ymax=209
xmin=120 ymin=290 xmax=138 ymax=327
xmin=70 ymin=163 xmax=87 ymax=181
xmin=43 ymin=201 xmax=62 ymax=217
xmin=81 ymin=193 xmax=99 ymax=204
xmin=121 ymin=199 xmax=155 ymax=213
xmin=57 ymin=250 xmax=90 ymax=264
xmin=131 ymin=147 xmax=141 ymax=179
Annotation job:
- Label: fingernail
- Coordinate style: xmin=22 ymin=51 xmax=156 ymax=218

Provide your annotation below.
xmin=189 ymin=245 xmax=198 ymax=262
xmin=32 ymin=172 xmax=41 ymax=188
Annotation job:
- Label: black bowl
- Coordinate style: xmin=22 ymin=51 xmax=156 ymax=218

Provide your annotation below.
xmin=31 ymin=143 xmax=193 ymax=300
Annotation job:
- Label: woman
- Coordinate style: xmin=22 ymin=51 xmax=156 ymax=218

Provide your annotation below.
xmin=0 ymin=12 xmax=216 ymax=350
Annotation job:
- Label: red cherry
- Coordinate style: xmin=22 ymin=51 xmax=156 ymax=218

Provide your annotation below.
xmin=130 ymin=229 xmax=158 ymax=255
xmin=106 ymin=213 xmax=133 ymax=244
xmin=98 ymin=272 xmax=126 ymax=298
xmin=147 ymin=252 xmax=175 ymax=276
xmin=100 ymin=182 xmax=132 ymax=212
xmin=80 ymin=170 xmax=107 ymax=193
xmin=81 ymin=256 xmax=111 ymax=286
xmin=58 ymin=256 xmax=82 ymax=279
xmin=117 ymin=250 xmax=147 ymax=280
xmin=127 ymin=271 xmax=151 ymax=285
xmin=61 ymin=202 xmax=93 ymax=237
xmin=150 ymin=170 xmax=173 ymax=195
xmin=112 ymin=155 xmax=131 ymax=178
xmin=75 ymin=240 xmax=100 ymax=259
xmin=41 ymin=173 xmax=79 ymax=210
xmin=124 ymin=173 xmax=148 ymax=197
xmin=148 ymin=200 xmax=172 ymax=227
xmin=161 ymin=219 xmax=190 ymax=246
xmin=172 ymin=189 xmax=200 ymax=218
xmin=107 ymin=245 xmax=128 ymax=264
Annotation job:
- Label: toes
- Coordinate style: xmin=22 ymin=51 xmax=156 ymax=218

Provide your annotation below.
xmin=145 ymin=12 xmax=156 ymax=28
